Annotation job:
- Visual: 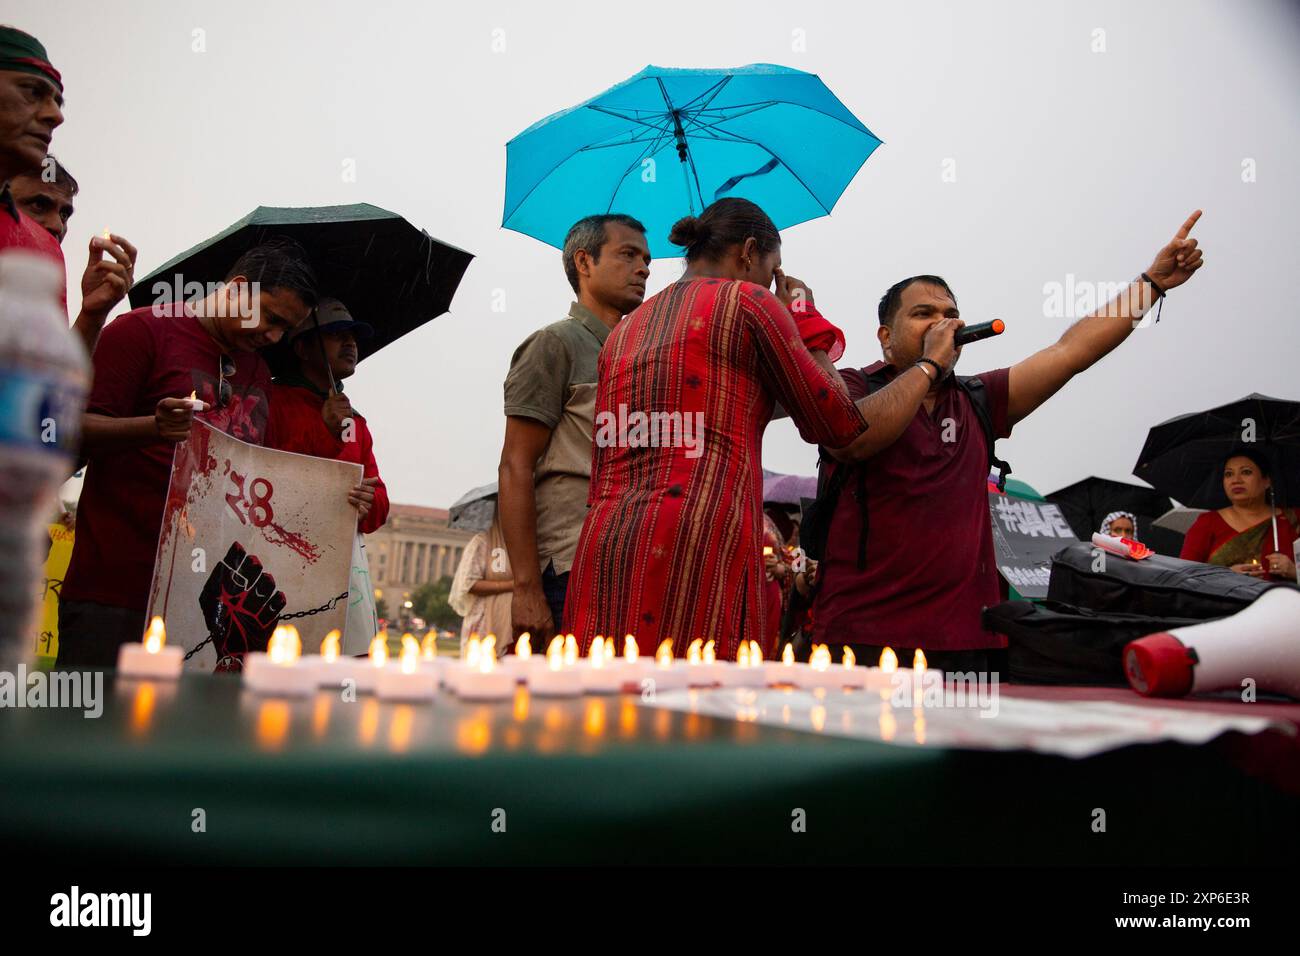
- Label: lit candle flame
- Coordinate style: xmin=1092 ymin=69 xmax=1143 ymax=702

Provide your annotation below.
xmin=268 ymin=626 xmax=296 ymax=665
xmin=656 ymin=639 xmax=674 ymax=667
xmin=483 ymin=634 xmax=497 ymax=661
xmin=479 ymin=645 xmax=497 ymax=674
xmin=285 ymin=625 xmax=302 ymax=661
xmin=400 ymin=636 xmax=419 ymax=675
xmin=843 ymin=646 xmax=856 ymax=668
xmin=187 ymin=389 xmax=197 ymax=403
xmin=686 ymin=638 xmax=703 ymax=665
xmin=516 ymin=633 xmax=532 ymax=659
xmin=810 ymin=644 xmax=831 ymax=671
xmin=604 ymin=636 xmax=616 ymax=663
xmin=102 ymin=227 xmax=111 ymax=241
xmin=143 ymin=616 xmax=165 ymax=654
xmin=547 ymin=636 xmax=564 ymax=672
xmin=913 ymin=649 xmax=927 ymax=671
xmin=763 ymin=546 xmax=774 ymax=556
xmin=590 ymin=635 xmax=605 ymax=665
xmin=321 ymin=629 xmax=341 ymax=662
xmin=880 ymin=647 xmax=898 ymax=672
xmin=465 ymin=634 xmax=482 ymax=669
xmin=736 ymin=642 xmax=750 ymax=667
xmin=624 ymin=635 xmax=638 ymax=663
xmin=564 ymin=634 xmax=577 ymax=667
xmin=369 ymin=633 xmax=389 ymax=668
xmin=749 ymin=640 xmax=762 ymax=663
xmin=703 ymin=640 xmax=716 ymax=664
xmin=421 ymin=633 xmax=437 ymax=661
xmin=782 ymin=643 xmax=794 ymax=666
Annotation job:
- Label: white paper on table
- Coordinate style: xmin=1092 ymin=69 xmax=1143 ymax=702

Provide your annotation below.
xmin=642 ymin=686 xmax=1291 ymax=759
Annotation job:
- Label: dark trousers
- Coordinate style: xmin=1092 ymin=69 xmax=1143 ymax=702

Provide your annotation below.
xmin=56 ymin=598 xmax=147 ymax=668
xmin=542 ymin=563 xmax=568 ymax=632
xmin=826 ymin=642 xmax=1008 ymax=681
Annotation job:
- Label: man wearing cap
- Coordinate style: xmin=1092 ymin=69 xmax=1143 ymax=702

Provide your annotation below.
xmin=264 ymin=298 xmax=389 ymax=650
xmin=0 ymin=26 xmax=136 ymax=354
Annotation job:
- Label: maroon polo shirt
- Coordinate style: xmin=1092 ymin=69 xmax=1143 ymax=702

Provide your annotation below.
xmin=811 ymin=361 xmax=1013 ymax=651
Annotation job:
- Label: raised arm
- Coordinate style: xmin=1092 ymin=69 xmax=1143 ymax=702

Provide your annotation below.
xmin=1007 ymin=210 xmax=1205 ymax=427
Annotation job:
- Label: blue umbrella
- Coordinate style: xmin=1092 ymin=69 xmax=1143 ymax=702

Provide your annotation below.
xmin=503 ymin=64 xmax=882 ymax=258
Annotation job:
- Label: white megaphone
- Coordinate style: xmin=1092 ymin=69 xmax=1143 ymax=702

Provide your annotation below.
xmin=1124 ymin=587 xmax=1300 ymax=699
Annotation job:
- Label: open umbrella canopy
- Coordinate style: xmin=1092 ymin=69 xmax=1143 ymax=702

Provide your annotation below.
xmin=504 ymin=64 xmax=882 ymax=258
xmin=1043 ymin=475 xmax=1183 ymax=555
xmin=763 ymin=472 xmax=817 ymax=506
xmin=1133 ymin=393 xmax=1300 ymax=509
xmin=129 ymin=204 xmax=474 ymax=373
xmin=449 ymin=482 xmax=498 ymax=533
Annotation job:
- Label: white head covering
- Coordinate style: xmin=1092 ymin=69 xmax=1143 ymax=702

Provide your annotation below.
xmin=1100 ymin=510 xmax=1138 ymax=539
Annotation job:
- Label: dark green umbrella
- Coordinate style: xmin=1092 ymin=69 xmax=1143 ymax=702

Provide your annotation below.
xmin=129 ymin=203 xmax=474 ymax=378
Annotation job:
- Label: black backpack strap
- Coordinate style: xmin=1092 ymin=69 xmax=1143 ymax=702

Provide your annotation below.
xmin=956 ymin=374 xmax=1011 ymax=492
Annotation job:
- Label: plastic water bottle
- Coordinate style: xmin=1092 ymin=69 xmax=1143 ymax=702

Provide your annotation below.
xmin=0 ymin=250 xmax=88 ymax=669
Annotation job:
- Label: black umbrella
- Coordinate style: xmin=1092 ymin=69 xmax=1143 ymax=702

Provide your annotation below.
xmin=1044 ymin=476 xmax=1182 ymax=556
xmin=129 ymin=203 xmax=474 ymax=380
xmin=1134 ymin=393 xmax=1300 ymax=548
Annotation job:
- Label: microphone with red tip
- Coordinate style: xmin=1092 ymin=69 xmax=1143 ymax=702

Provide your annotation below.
xmin=954 ymin=319 xmax=1005 ymax=347
xmin=1124 ymin=588 xmax=1300 ymax=699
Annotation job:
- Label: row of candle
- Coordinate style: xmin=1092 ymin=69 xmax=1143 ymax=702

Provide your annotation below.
xmin=118 ymin=617 xmax=931 ymax=702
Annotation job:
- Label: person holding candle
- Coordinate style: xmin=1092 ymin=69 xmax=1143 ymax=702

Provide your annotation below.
xmin=1179 ymin=451 xmax=1297 ymax=581
xmin=497 ymin=214 xmax=651 ymax=649
xmin=263 ymin=297 xmax=390 ymax=653
xmin=57 ymin=239 xmax=319 ymax=666
xmin=563 ymin=198 xmax=867 ymax=662
xmin=809 ymin=211 xmax=1206 ymax=677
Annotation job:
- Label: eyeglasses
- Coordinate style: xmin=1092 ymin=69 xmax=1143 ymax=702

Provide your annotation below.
xmin=216 ymin=353 xmax=235 ymax=409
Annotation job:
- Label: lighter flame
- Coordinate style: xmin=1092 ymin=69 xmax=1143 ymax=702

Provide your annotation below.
xmin=516 ymin=633 xmax=532 ymax=659
xmin=143 ymin=616 xmax=166 ymax=654
xmin=781 ymin=643 xmax=794 ymax=666
xmin=369 ymin=633 xmax=389 ymax=667
xmin=547 ymin=636 xmax=564 ymax=672
xmin=843 ymin=646 xmax=856 ymax=668
xmin=914 ymin=649 xmax=928 ymax=671
xmin=687 ymin=638 xmax=703 ymax=665
xmin=880 ymin=647 xmax=898 ymax=672
xmin=564 ymin=634 xmax=578 ymax=666
xmin=624 ymin=635 xmax=638 ymax=663
xmin=321 ymin=629 xmax=341 ymax=662
xmin=656 ymin=639 xmax=674 ymax=667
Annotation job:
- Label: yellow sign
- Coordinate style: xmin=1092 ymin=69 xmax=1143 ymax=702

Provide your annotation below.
xmin=38 ymin=521 xmax=75 ymax=664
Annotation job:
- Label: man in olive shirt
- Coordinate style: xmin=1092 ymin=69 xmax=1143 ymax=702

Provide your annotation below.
xmin=499 ymin=214 xmax=651 ymax=646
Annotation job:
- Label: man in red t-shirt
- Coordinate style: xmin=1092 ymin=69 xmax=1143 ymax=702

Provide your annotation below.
xmin=813 ymin=212 xmax=1207 ymax=676
xmin=57 ymin=239 xmax=319 ymax=666
xmin=0 ymin=27 xmax=67 ymax=305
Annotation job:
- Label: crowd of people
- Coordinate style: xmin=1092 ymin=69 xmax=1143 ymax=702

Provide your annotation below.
xmin=3 ymin=23 xmax=1293 ymax=677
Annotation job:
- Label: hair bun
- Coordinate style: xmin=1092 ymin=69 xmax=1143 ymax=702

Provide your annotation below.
xmin=669 ymin=215 xmax=708 ymax=249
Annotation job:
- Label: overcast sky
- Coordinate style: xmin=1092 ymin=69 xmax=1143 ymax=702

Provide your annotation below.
xmin=20 ymin=0 xmax=1300 ymax=509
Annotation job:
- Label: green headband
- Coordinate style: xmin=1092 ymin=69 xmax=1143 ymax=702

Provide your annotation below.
xmin=0 ymin=26 xmax=62 ymax=93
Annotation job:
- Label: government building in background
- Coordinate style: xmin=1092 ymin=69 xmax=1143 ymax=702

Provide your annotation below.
xmin=367 ymin=504 xmax=475 ymax=612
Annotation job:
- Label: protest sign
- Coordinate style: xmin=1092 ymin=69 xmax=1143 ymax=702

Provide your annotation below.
xmin=147 ymin=421 xmax=361 ymax=671
xmin=988 ymin=494 xmax=1079 ymax=599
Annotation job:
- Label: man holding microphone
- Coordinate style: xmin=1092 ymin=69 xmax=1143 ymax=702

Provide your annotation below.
xmin=811 ymin=212 xmax=1205 ymax=676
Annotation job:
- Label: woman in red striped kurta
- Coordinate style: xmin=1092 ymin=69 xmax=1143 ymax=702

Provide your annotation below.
xmin=564 ymin=199 xmax=867 ymax=661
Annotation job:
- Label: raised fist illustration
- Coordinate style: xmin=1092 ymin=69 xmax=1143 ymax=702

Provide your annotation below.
xmin=199 ymin=541 xmax=286 ymax=671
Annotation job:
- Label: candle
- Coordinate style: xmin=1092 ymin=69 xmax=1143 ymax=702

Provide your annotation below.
xmin=528 ymin=636 xmax=583 ymax=697
xmin=117 ymin=616 xmax=184 ymax=679
xmin=644 ymin=638 xmax=690 ymax=691
xmin=862 ymin=646 xmax=900 ymax=694
xmin=684 ymin=638 xmax=717 ymax=687
xmin=580 ymin=636 xmax=626 ymax=694
xmin=498 ymin=632 xmax=540 ymax=684
xmin=837 ymin=646 xmax=868 ymax=690
xmin=184 ymin=388 xmax=208 ymax=413
xmin=616 ymin=635 xmax=648 ymax=692
xmin=727 ymin=640 xmax=767 ymax=688
xmin=243 ymin=625 xmax=317 ymax=696
xmin=445 ymin=633 xmax=486 ymax=694
xmin=456 ymin=639 xmax=514 ymax=701
xmin=765 ymin=642 xmax=800 ymax=686
xmin=325 ymin=633 xmax=389 ymax=693
xmin=375 ymin=634 xmax=438 ymax=701
xmin=418 ymin=632 xmax=448 ymax=684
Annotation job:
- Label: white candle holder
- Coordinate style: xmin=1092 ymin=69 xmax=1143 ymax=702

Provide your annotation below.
xmin=374 ymin=662 xmax=438 ymax=701
xmin=242 ymin=653 xmax=317 ymax=696
xmin=455 ymin=666 xmax=514 ymax=701
xmin=528 ymin=664 xmax=583 ymax=697
xmin=116 ymin=641 xmax=184 ymax=680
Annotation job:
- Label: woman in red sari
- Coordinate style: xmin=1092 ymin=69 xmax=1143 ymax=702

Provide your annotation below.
xmin=1180 ymin=451 xmax=1298 ymax=581
xmin=564 ymin=199 xmax=868 ymax=660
